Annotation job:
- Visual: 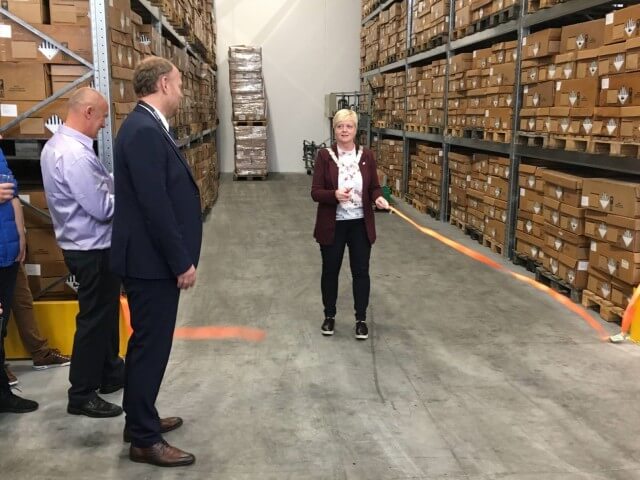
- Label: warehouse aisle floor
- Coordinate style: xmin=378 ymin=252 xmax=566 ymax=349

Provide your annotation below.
xmin=2 ymin=173 xmax=640 ymax=480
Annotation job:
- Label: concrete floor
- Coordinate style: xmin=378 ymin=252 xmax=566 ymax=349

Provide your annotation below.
xmin=2 ymin=173 xmax=640 ymax=480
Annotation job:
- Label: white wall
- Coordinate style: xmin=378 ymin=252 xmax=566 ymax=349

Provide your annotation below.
xmin=215 ymin=0 xmax=361 ymax=172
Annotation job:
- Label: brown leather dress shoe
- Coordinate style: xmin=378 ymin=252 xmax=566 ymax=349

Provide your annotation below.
xmin=123 ymin=417 xmax=183 ymax=443
xmin=129 ymin=441 xmax=195 ymax=467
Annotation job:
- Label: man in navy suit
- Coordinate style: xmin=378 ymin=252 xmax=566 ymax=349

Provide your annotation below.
xmin=112 ymin=56 xmax=202 ymax=467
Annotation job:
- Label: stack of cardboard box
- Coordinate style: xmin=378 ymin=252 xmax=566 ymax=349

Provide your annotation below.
xmin=526 ymin=0 xmax=561 ymax=14
xmin=407 ymin=143 xmax=431 ymax=213
xmin=378 ymin=1 xmax=407 ymax=66
xmin=373 ymin=72 xmax=405 ymax=127
xmin=229 ymin=45 xmax=267 ymax=176
xmin=19 ymin=189 xmax=75 ymax=300
xmin=184 ymin=137 xmax=218 ymax=212
xmin=411 ymin=0 xmax=449 ymax=50
xmin=466 ymin=153 xmax=489 ymax=234
xmin=454 ymin=0 xmax=518 ymax=40
xmin=482 ymin=156 xmax=510 ymax=245
xmin=448 ymin=151 xmax=472 ymax=225
xmin=515 ymin=164 xmax=547 ymax=263
xmin=361 ymin=19 xmax=380 ymax=71
xmin=428 ymin=59 xmax=447 ymax=131
xmin=540 ymin=170 xmax=591 ymax=290
xmin=378 ymin=139 xmax=404 ymax=197
xmin=583 ymin=178 xmax=640 ymax=310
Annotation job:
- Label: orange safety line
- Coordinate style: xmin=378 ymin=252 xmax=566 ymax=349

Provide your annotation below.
xmin=388 ymin=206 xmax=610 ymax=340
xmin=119 ymin=295 xmax=265 ymax=343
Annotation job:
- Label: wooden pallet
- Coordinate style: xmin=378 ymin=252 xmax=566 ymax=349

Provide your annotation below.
xmin=375 ymin=121 xmax=387 ymax=128
xmin=549 ymin=135 xmax=589 ymax=152
xmin=535 ymin=267 xmax=582 ymax=303
xmin=512 ymin=252 xmax=542 ymax=274
xmin=428 ymin=126 xmax=444 ymax=135
xmin=482 ymin=236 xmax=504 ymax=255
xmin=426 ymin=206 xmax=440 ymax=219
xmin=408 ymin=43 xmax=429 ymax=56
xmin=487 ymin=5 xmax=519 ymax=27
xmin=517 ymin=132 xmax=550 ymax=148
xmin=428 ymin=33 xmax=448 ymax=49
xmin=411 ymin=198 xmax=427 ymax=213
xmin=465 ymin=225 xmax=484 ymax=243
xmin=527 ymin=0 xmax=561 ymax=13
xmin=450 ymin=216 xmax=466 ymax=231
xmin=234 ymin=173 xmax=268 ymax=181
xmin=463 ymin=127 xmax=484 ymax=140
xmin=582 ymin=289 xmax=625 ymax=323
xmin=484 ymin=130 xmax=512 ymax=143
xmin=589 ymin=138 xmax=640 ymax=157
xmin=452 ymin=28 xmax=467 ymax=41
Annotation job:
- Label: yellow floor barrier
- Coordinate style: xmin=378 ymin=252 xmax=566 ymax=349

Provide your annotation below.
xmin=4 ymin=299 xmax=130 ymax=360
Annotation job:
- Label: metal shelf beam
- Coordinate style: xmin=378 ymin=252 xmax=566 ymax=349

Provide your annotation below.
xmin=362 ymin=0 xmax=399 ymax=25
xmin=449 ymin=20 xmax=518 ymax=51
xmin=407 ymin=45 xmax=447 ymax=65
xmin=406 ymin=132 xmax=444 ymax=143
xmin=523 ymin=0 xmax=618 ymax=28
xmin=176 ymin=127 xmax=216 ymax=148
xmin=516 ymin=146 xmax=640 ymax=175
xmin=380 ymin=59 xmax=407 ymax=73
xmin=373 ymin=128 xmax=404 ymax=138
xmin=446 ymin=136 xmax=511 ymax=154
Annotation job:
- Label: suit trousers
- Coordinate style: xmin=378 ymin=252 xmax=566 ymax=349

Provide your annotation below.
xmin=63 ymin=249 xmax=123 ymax=406
xmin=320 ymin=218 xmax=371 ymax=321
xmin=0 ymin=262 xmax=19 ymax=393
xmin=122 ymin=276 xmax=180 ymax=448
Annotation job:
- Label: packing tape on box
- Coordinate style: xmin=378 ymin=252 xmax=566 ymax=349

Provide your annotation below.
xmin=388 ymin=205 xmax=610 ymax=340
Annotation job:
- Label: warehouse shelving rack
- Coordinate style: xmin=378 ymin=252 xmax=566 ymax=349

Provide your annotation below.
xmin=360 ymin=0 xmax=640 ymax=258
xmin=0 ymin=0 xmax=217 ymax=171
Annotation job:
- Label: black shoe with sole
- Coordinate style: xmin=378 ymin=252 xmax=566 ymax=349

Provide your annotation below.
xmin=355 ymin=321 xmax=369 ymax=340
xmin=321 ymin=317 xmax=335 ymax=336
xmin=0 ymin=390 xmax=39 ymax=413
xmin=67 ymin=395 xmax=123 ymax=418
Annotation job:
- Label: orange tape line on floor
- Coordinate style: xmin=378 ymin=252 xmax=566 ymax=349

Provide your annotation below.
xmin=119 ymin=296 xmax=266 ymax=343
xmin=388 ymin=206 xmax=610 ymax=340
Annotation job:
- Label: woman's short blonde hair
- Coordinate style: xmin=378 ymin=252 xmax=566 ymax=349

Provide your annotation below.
xmin=332 ymin=109 xmax=358 ymax=129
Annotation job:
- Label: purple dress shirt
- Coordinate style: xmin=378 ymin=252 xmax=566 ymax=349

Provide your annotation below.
xmin=40 ymin=125 xmax=114 ymax=251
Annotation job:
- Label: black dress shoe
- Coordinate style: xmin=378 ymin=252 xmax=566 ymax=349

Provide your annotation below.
xmin=67 ymin=396 xmax=123 ymax=418
xmin=99 ymin=383 xmax=124 ymax=394
xmin=130 ymin=441 xmax=195 ymax=467
xmin=123 ymin=417 xmax=183 ymax=442
xmin=321 ymin=317 xmax=335 ymax=336
xmin=0 ymin=390 xmax=38 ymax=413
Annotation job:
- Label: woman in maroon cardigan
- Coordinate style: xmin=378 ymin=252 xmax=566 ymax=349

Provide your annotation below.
xmin=311 ymin=109 xmax=389 ymax=340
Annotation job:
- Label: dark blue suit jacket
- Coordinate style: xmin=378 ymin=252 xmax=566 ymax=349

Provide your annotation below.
xmin=111 ymin=103 xmax=202 ymax=279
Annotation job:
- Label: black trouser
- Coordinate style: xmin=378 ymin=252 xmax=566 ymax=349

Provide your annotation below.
xmin=122 ymin=276 xmax=180 ymax=448
xmin=63 ymin=249 xmax=123 ymax=406
xmin=0 ymin=262 xmax=19 ymax=394
xmin=320 ymin=218 xmax=371 ymax=321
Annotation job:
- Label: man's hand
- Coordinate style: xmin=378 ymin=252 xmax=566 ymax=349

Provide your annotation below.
xmin=0 ymin=183 xmax=14 ymax=203
xmin=375 ymin=196 xmax=390 ymax=210
xmin=335 ymin=187 xmax=352 ymax=202
xmin=177 ymin=265 xmax=196 ymax=290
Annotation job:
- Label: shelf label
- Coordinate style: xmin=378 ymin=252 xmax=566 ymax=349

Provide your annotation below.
xmin=0 ymin=104 xmax=18 ymax=117
xmin=0 ymin=25 xmax=11 ymax=39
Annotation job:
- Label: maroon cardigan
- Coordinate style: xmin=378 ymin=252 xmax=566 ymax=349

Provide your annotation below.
xmin=311 ymin=145 xmax=383 ymax=245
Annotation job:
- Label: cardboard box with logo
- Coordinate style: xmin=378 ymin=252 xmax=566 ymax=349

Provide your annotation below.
xmin=0 ymin=62 xmax=50 ymax=101
xmin=604 ymin=4 xmax=640 ymax=46
xmin=523 ymin=28 xmax=562 ymax=60
xmin=581 ymin=178 xmax=640 ymax=218
xmin=0 ymin=98 xmax=67 ymax=138
xmin=560 ymin=19 xmax=606 ymax=53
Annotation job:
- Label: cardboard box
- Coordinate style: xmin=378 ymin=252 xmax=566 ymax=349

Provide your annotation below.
xmin=523 ymin=28 xmax=562 ymax=59
xmin=489 ymin=63 xmax=516 ymax=87
xmin=4 ymin=0 xmax=45 ymax=24
xmin=518 ymin=213 xmax=543 ymax=238
xmin=625 ymin=37 xmax=640 ymax=72
xmin=554 ymin=78 xmax=599 ymax=109
xmin=587 ymin=266 xmax=613 ymax=300
xmin=520 ymin=188 xmax=544 ymax=215
xmin=576 ymin=48 xmax=601 ymax=79
xmin=590 ymin=241 xmax=640 ymax=284
xmin=557 ymin=254 xmax=589 ymax=289
xmin=50 ymin=64 xmax=91 ymax=99
xmin=620 ymin=105 xmax=640 ymax=138
xmin=542 ymin=170 xmax=585 ymax=207
xmin=585 ymin=211 xmax=640 ymax=251
xmin=523 ymin=81 xmax=555 ymax=108
xmin=581 ymin=178 xmax=640 ymax=217
xmin=545 ymin=232 xmax=589 ymax=259
xmin=0 ymin=98 xmax=68 ymax=138
xmin=25 ymin=227 xmax=63 ymax=263
xmin=560 ymin=19 xmax=606 ymax=53
xmin=519 ymin=165 xmax=545 ymax=192
xmin=612 ymin=277 xmax=635 ymax=308
xmin=599 ymin=72 xmax=640 ymax=107
xmin=0 ymin=63 xmax=50 ymax=101
xmin=50 ymin=0 xmax=90 ymax=26
xmin=598 ymin=44 xmax=627 ymax=76
xmin=604 ymin=4 xmax=640 ymax=45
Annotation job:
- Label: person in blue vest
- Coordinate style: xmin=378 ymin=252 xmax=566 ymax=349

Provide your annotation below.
xmin=0 ymin=141 xmax=38 ymax=413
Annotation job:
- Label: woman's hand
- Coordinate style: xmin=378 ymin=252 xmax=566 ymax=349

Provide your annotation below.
xmin=375 ymin=196 xmax=390 ymax=210
xmin=0 ymin=182 xmax=14 ymax=203
xmin=335 ymin=187 xmax=352 ymax=202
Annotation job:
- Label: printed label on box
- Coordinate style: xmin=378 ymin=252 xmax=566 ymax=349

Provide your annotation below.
xmin=622 ymin=259 xmax=630 ymax=270
xmin=581 ymin=196 xmax=589 ymax=207
xmin=578 ymin=261 xmax=588 ymax=271
xmin=0 ymin=25 xmax=11 ymax=39
xmin=606 ymin=13 xmax=614 ymax=25
xmin=520 ymin=188 xmax=525 ymax=197
xmin=1 ymin=104 xmax=18 ymax=117
xmin=25 ymin=264 xmax=41 ymax=276
xmin=602 ymin=78 xmax=610 ymax=89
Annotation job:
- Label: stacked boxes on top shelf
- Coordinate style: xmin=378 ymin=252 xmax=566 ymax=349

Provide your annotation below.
xmin=582 ymin=178 xmax=640 ymax=317
xmin=453 ymin=0 xmax=519 ymax=41
xmin=447 ymin=42 xmax=517 ymax=143
xmin=361 ymin=18 xmax=380 ymax=72
xmin=373 ymin=72 xmax=405 ymax=128
xmin=229 ymin=45 xmax=267 ymax=177
xmin=411 ymin=0 xmax=449 ymax=53
xmin=408 ymin=143 xmax=441 ymax=214
xmin=379 ymin=1 xmax=407 ymax=66
xmin=526 ymin=0 xmax=561 ymax=14
xmin=377 ymin=138 xmax=404 ymax=198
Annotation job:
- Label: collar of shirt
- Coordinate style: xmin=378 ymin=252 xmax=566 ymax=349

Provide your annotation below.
xmin=58 ymin=125 xmax=93 ymax=151
xmin=337 ymin=146 xmax=356 ymax=156
xmin=149 ymin=104 xmax=170 ymax=132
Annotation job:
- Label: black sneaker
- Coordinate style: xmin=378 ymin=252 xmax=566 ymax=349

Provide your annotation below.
xmin=355 ymin=321 xmax=369 ymax=340
xmin=0 ymin=390 xmax=39 ymax=413
xmin=67 ymin=395 xmax=123 ymax=418
xmin=321 ymin=317 xmax=335 ymax=336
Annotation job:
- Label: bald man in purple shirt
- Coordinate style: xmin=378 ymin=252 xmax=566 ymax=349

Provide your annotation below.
xmin=40 ymin=88 xmax=124 ymax=418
